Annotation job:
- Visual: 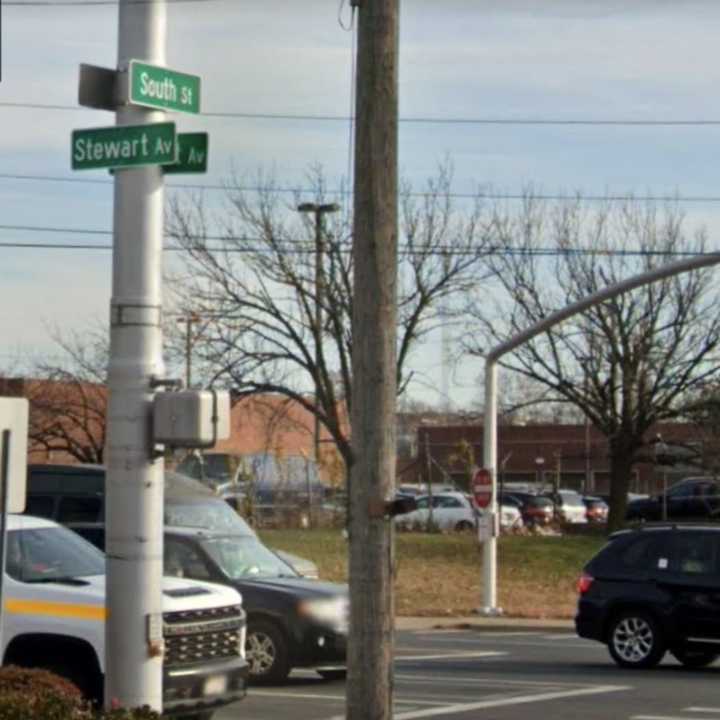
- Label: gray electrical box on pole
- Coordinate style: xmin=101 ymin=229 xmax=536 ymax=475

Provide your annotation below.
xmin=105 ymin=0 xmax=167 ymax=710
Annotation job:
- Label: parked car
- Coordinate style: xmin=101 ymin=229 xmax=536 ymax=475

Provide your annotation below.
xmin=25 ymin=463 xmax=347 ymax=684
xmin=625 ymin=477 xmax=720 ymax=522
xmin=395 ymin=491 xmax=477 ymax=532
xmin=582 ymin=496 xmax=609 ymax=524
xmin=1 ymin=514 xmax=248 ymax=714
xmin=395 ymin=491 xmax=522 ymax=532
xmin=500 ymin=491 xmax=554 ymax=527
xmin=492 ymin=498 xmax=524 ymax=530
xmin=542 ymin=489 xmax=588 ymax=524
xmin=576 ymin=524 xmax=720 ymax=669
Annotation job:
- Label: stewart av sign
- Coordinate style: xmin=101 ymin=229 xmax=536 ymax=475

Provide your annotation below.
xmin=71 ymin=122 xmax=176 ymax=171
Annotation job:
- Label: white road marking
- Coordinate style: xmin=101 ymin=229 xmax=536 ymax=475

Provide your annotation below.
xmin=396 ymin=651 xmax=507 ymax=661
xmin=541 ymin=633 xmax=580 ymax=640
xmin=250 ymin=690 xmax=449 ymax=707
xmin=632 ymin=716 xmax=716 ymax=720
xmin=395 ymin=674 xmax=591 ymax=687
xmin=686 ymin=710 xmax=720 ymax=714
xmin=250 ymin=690 xmax=345 ymax=702
xmin=403 ymin=636 xmax=597 ymax=649
xmin=324 ymin=684 xmax=629 ymax=720
xmin=411 ymin=631 xmax=541 ymax=638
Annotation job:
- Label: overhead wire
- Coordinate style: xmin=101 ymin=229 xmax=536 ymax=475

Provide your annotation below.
xmin=0 ymin=173 xmax=716 ymax=204
xmin=0 ymin=237 xmax=717 ymax=259
xmin=5 ymin=101 xmax=720 ymax=126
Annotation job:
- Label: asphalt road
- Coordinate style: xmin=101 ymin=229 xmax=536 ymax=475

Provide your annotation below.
xmin=218 ymin=628 xmax=720 ymax=720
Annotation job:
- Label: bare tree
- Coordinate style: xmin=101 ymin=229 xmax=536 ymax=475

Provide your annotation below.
xmin=29 ymin=325 xmax=109 ymax=463
xmin=166 ymin=166 xmax=491 ymax=476
xmin=465 ymin=197 xmax=720 ymax=530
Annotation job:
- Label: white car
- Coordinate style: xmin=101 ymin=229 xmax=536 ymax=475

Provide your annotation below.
xmin=545 ymin=489 xmax=588 ymax=524
xmin=493 ymin=501 xmax=524 ymax=530
xmin=395 ymin=491 xmax=477 ymax=532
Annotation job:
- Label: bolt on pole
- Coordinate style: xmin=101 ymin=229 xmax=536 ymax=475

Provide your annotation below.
xmin=105 ymin=0 xmax=167 ymax=711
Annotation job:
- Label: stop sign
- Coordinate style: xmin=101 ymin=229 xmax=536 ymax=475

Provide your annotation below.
xmin=472 ymin=468 xmax=492 ymax=508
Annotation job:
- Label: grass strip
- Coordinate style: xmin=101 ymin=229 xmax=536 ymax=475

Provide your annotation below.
xmin=259 ymin=529 xmax=606 ymax=619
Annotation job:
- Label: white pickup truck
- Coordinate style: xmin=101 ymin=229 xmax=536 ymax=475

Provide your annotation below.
xmin=1 ymin=514 xmax=248 ymax=719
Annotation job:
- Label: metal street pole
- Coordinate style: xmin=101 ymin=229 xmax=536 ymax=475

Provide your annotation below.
xmin=482 ymin=251 xmax=720 ymax=617
xmin=178 ymin=313 xmax=199 ymax=389
xmin=481 ymin=362 xmax=500 ymax=614
xmin=105 ymin=0 xmax=166 ymax=710
xmin=297 ymin=202 xmax=339 ymax=529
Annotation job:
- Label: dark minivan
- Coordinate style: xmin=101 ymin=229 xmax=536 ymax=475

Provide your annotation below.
xmin=576 ymin=524 xmax=720 ymax=669
xmin=26 ymin=464 xmax=347 ymax=684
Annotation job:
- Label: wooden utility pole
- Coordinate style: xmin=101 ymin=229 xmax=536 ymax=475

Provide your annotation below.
xmin=348 ymin=0 xmax=399 ymax=718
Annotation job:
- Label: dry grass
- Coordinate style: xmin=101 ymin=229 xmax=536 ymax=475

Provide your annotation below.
xmin=259 ymin=529 xmax=606 ymax=619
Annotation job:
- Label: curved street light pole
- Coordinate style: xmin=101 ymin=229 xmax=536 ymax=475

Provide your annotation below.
xmin=480 ymin=251 xmax=720 ymax=615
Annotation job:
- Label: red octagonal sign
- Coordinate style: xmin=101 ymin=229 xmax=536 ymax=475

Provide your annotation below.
xmin=472 ymin=468 xmax=492 ymax=509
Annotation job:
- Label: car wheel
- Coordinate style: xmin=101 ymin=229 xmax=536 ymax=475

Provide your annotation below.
xmin=607 ymin=611 xmax=665 ymax=669
xmin=455 ymin=520 xmax=474 ymax=531
xmin=317 ymin=668 xmax=347 ymax=681
xmin=671 ymin=648 xmax=719 ymax=668
xmin=246 ymin=620 xmax=290 ymax=684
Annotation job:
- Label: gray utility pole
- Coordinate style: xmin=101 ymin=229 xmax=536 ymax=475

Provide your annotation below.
xmin=348 ymin=0 xmax=399 ymax=718
xmin=105 ymin=0 xmax=167 ymax=710
xmin=297 ymin=201 xmax=340 ymax=528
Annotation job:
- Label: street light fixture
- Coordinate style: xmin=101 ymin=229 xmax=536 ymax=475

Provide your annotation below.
xmin=296 ymin=202 xmax=341 ymax=522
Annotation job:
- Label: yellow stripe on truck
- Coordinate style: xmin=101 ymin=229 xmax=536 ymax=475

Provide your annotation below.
xmin=5 ymin=599 xmax=107 ymax=621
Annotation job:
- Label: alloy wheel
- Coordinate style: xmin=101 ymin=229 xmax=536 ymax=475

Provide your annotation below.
xmin=612 ymin=616 xmax=655 ymax=663
xmin=246 ymin=630 xmax=277 ymax=677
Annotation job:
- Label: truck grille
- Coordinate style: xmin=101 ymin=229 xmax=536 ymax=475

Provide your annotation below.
xmin=164 ymin=604 xmax=244 ymax=667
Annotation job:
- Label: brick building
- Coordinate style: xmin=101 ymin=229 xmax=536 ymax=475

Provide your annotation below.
xmin=413 ymin=422 xmax=708 ymax=496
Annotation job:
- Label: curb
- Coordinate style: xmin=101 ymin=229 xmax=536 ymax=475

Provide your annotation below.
xmin=396 ymin=616 xmax=575 ymax=632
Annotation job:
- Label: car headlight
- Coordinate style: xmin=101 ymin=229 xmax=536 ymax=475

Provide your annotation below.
xmin=298 ymin=597 xmax=348 ymax=632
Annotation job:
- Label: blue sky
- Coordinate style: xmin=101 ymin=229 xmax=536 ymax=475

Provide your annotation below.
xmin=3 ymin=0 xmax=720 ymax=407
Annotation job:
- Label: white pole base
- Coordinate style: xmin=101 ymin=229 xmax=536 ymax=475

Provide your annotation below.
xmin=476 ymin=606 xmax=504 ymax=617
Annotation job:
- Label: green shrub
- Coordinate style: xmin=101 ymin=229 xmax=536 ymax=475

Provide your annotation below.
xmin=0 ymin=667 xmax=163 ymax=720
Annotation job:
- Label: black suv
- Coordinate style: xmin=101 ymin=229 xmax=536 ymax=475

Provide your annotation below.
xmin=576 ymin=524 xmax=720 ymax=669
xmin=626 ymin=477 xmax=720 ymax=522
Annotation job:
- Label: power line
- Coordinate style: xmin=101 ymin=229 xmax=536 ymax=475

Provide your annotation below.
xmin=4 ymin=101 xmax=720 ymax=126
xmin=1 ymin=239 xmax=717 ymax=259
xmin=0 ymin=173 xmax=715 ymax=204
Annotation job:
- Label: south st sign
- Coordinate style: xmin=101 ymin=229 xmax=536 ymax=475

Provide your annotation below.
xmin=129 ymin=60 xmax=201 ymax=114
xmin=72 ymin=122 xmax=176 ymax=170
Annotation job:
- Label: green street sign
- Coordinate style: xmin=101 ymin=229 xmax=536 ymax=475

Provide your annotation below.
xmin=129 ymin=60 xmax=201 ymax=114
xmin=72 ymin=122 xmax=176 ymax=170
xmin=164 ymin=133 xmax=208 ymax=174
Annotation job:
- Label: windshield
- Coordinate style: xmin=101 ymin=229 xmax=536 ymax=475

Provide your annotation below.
xmin=201 ymin=536 xmax=298 ymax=580
xmin=7 ymin=526 xmax=105 ymax=582
xmin=164 ymin=499 xmax=255 ymax=535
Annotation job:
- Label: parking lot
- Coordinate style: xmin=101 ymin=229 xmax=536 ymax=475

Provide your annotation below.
xmin=218 ymin=628 xmax=720 ymax=720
